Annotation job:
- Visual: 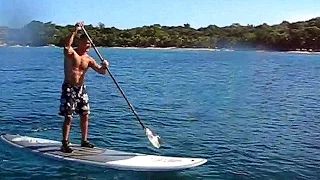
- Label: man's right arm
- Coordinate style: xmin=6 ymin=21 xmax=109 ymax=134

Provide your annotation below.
xmin=64 ymin=22 xmax=82 ymax=56
xmin=64 ymin=31 xmax=77 ymax=56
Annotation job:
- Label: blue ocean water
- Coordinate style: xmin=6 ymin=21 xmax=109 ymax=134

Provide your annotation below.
xmin=0 ymin=47 xmax=319 ymax=180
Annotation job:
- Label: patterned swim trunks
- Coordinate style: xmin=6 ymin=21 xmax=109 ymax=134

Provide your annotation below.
xmin=59 ymin=83 xmax=90 ymax=116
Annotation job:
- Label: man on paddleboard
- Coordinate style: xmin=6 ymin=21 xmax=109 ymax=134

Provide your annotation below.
xmin=58 ymin=21 xmax=109 ymax=153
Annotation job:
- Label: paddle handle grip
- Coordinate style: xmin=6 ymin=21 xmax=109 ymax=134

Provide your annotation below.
xmin=81 ymin=26 xmax=145 ymax=129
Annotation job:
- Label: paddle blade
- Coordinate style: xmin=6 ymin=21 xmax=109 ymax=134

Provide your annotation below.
xmin=145 ymin=127 xmax=161 ymax=148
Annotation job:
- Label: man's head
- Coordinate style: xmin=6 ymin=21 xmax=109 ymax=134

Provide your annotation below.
xmin=78 ymin=34 xmax=91 ymax=52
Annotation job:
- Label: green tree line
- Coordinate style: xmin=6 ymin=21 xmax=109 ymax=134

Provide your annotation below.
xmin=1 ymin=17 xmax=320 ymax=51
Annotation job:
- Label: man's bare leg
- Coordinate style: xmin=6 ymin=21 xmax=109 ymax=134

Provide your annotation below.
xmin=62 ymin=115 xmax=72 ymax=141
xmin=80 ymin=113 xmax=94 ymax=147
xmin=61 ymin=115 xmax=73 ymax=153
xmin=80 ymin=113 xmax=89 ymax=141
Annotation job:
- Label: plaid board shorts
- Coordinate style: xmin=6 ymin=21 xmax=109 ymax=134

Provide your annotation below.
xmin=58 ymin=83 xmax=90 ymax=116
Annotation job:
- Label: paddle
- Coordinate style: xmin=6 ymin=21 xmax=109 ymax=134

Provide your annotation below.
xmin=81 ymin=26 xmax=161 ymax=148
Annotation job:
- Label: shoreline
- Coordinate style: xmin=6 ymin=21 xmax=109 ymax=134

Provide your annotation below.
xmin=107 ymin=46 xmax=232 ymax=51
xmin=1 ymin=45 xmax=320 ymax=54
xmin=0 ymin=45 xmax=233 ymax=51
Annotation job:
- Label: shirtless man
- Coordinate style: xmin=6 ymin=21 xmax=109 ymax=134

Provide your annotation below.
xmin=59 ymin=21 xmax=109 ymax=153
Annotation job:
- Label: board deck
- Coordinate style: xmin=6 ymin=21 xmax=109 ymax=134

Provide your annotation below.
xmin=1 ymin=134 xmax=207 ymax=171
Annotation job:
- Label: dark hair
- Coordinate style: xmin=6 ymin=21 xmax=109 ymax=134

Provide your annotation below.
xmin=80 ymin=34 xmax=88 ymax=40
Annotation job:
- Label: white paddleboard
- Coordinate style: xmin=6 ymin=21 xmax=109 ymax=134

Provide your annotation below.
xmin=1 ymin=134 xmax=207 ymax=171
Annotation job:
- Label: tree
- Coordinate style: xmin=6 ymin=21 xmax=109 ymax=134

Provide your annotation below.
xmin=2 ymin=17 xmax=320 ymax=51
xmin=98 ymin=22 xmax=105 ymax=29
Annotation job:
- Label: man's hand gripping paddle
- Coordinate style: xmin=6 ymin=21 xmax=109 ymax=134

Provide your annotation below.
xmin=81 ymin=26 xmax=161 ymax=148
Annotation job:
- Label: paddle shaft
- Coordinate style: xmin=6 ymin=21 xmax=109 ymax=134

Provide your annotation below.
xmin=81 ymin=27 xmax=146 ymax=129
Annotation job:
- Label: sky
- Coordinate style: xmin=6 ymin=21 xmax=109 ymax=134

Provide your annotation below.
xmin=0 ymin=0 xmax=320 ymax=29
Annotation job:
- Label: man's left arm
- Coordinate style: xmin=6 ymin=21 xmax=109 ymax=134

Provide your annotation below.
xmin=89 ymin=57 xmax=109 ymax=74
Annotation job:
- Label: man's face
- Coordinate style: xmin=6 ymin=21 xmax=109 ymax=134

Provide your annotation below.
xmin=79 ymin=38 xmax=91 ymax=52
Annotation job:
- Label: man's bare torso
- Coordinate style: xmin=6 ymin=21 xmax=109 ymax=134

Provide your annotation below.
xmin=63 ymin=49 xmax=91 ymax=86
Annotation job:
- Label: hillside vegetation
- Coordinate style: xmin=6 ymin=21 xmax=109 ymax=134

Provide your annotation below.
xmin=1 ymin=17 xmax=320 ymax=51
